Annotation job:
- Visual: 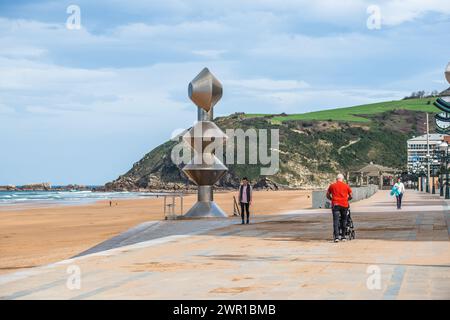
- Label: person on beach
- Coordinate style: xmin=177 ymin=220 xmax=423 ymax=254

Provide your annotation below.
xmin=391 ymin=177 xmax=405 ymax=209
xmin=238 ymin=177 xmax=252 ymax=224
xmin=326 ymin=173 xmax=353 ymax=242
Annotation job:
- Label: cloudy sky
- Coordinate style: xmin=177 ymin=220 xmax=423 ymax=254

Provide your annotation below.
xmin=1 ymin=0 xmax=449 ymax=185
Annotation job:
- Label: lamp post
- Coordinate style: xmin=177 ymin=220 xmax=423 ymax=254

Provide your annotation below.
xmin=446 ymin=150 xmax=449 ymax=200
xmin=425 ymin=113 xmax=431 ymax=193
xmin=432 ymin=159 xmax=439 ymax=194
xmin=413 ymin=161 xmax=420 ymax=191
xmin=440 ymin=141 xmax=449 ymax=199
xmin=440 ymin=149 xmax=445 ymax=196
xmin=425 ymin=153 xmax=431 ymax=193
xmin=420 ymin=165 xmax=425 ymax=192
xmin=418 ymin=164 xmax=422 ymax=191
xmin=432 ymin=167 xmax=436 ymax=194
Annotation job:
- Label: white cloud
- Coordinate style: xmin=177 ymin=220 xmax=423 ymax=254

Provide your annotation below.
xmin=0 ymin=58 xmax=192 ymax=116
xmin=379 ymin=0 xmax=450 ymax=26
xmin=0 ymin=103 xmax=15 ymax=114
xmin=113 ymin=20 xmax=229 ymax=38
xmin=228 ymin=78 xmax=310 ymax=91
xmin=253 ymin=87 xmax=408 ymax=113
xmin=93 ymin=0 xmax=450 ymax=27
xmin=191 ymin=50 xmax=226 ymax=59
xmin=0 ymin=57 xmax=116 ymax=91
xmin=0 ymin=15 xmax=447 ymax=119
xmin=0 ymin=46 xmax=47 ymax=58
xmin=248 ymin=32 xmax=389 ymax=60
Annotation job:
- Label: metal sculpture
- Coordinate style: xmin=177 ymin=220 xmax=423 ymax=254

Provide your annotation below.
xmin=182 ymin=68 xmax=228 ymax=218
xmin=434 ymin=62 xmax=450 ymax=133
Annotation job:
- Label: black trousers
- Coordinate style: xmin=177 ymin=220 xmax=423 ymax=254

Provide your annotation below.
xmin=332 ymin=205 xmax=348 ymax=239
xmin=396 ymin=193 xmax=403 ymax=209
xmin=240 ymin=202 xmax=250 ymax=222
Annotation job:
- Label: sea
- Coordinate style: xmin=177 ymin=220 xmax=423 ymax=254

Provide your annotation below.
xmin=0 ymin=190 xmax=157 ymax=207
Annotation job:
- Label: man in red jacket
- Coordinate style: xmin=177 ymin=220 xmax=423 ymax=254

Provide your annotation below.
xmin=327 ymin=173 xmax=353 ymax=242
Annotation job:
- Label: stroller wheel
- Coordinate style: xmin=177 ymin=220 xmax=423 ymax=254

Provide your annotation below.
xmin=351 ymin=230 xmax=355 ymax=239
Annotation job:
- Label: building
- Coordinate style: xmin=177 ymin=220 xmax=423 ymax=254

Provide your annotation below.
xmin=439 ymin=86 xmax=450 ymax=96
xmin=355 ymin=162 xmax=399 ymax=189
xmin=407 ymin=133 xmax=450 ymax=173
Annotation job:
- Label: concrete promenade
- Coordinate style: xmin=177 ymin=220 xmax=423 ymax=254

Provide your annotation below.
xmin=0 ymin=190 xmax=449 ymax=299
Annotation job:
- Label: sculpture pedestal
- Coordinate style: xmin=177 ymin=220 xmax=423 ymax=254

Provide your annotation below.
xmin=183 ymin=201 xmax=228 ymax=218
xmin=183 ymin=186 xmax=228 ymax=218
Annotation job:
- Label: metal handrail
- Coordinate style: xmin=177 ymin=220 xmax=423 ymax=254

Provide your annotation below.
xmin=152 ymin=193 xmax=183 ymax=220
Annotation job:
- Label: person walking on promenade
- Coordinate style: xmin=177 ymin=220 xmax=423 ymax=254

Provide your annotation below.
xmin=326 ymin=173 xmax=353 ymax=242
xmin=238 ymin=177 xmax=252 ymax=224
xmin=391 ymin=177 xmax=405 ymax=209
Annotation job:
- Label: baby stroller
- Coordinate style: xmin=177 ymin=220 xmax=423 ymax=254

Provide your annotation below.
xmin=340 ymin=207 xmax=356 ymax=240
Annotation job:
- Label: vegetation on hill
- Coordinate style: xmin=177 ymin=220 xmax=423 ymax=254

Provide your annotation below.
xmin=106 ymin=98 xmax=437 ymax=191
xmin=245 ymin=98 xmax=437 ymax=123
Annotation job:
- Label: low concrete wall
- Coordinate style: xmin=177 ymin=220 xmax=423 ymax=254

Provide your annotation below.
xmin=312 ymin=184 xmax=378 ymax=209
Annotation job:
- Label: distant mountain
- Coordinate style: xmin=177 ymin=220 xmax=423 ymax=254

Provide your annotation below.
xmin=105 ymin=98 xmax=438 ymax=191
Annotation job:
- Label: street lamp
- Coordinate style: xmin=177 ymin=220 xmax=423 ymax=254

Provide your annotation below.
xmin=420 ymin=165 xmax=425 ymax=192
xmin=439 ymin=141 xmax=449 ymax=199
xmin=439 ymin=150 xmax=445 ymax=196
xmin=432 ymin=159 xmax=439 ymax=194
xmin=412 ymin=169 xmax=418 ymax=190
xmin=425 ymin=153 xmax=431 ymax=193
xmin=413 ymin=161 xmax=420 ymax=191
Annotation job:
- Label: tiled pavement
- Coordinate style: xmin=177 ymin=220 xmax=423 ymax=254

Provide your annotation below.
xmin=0 ymin=190 xmax=449 ymax=299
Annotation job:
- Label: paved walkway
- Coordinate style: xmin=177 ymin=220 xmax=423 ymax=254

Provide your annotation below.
xmin=0 ymin=190 xmax=449 ymax=299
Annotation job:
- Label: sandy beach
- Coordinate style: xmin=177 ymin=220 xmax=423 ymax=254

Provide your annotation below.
xmin=0 ymin=190 xmax=311 ymax=274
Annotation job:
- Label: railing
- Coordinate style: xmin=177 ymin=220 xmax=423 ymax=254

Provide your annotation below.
xmin=144 ymin=193 xmax=184 ymax=220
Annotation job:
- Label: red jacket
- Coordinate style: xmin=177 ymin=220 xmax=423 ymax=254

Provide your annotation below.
xmin=327 ymin=181 xmax=352 ymax=208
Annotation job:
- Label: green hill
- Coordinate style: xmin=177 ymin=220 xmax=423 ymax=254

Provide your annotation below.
xmin=246 ymin=98 xmax=437 ymax=123
xmin=105 ymin=98 xmax=438 ymax=191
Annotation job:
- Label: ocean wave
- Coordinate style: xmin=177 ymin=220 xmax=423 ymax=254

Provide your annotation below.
xmin=0 ymin=190 xmax=156 ymax=205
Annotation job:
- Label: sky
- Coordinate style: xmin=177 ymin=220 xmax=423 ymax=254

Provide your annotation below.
xmin=0 ymin=0 xmax=450 ymax=185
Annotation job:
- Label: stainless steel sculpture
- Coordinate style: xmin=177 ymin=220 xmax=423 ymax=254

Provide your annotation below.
xmin=182 ymin=68 xmax=228 ymax=218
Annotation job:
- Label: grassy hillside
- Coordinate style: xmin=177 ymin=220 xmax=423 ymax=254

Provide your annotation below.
xmin=106 ymin=98 xmax=437 ymax=191
xmin=246 ymin=98 xmax=437 ymax=123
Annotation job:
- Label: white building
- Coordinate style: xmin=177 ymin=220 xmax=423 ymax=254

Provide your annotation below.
xmin=407 ymin=133 xmax=449 ymax=173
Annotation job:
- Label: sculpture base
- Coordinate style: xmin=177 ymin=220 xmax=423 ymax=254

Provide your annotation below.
xmin=183 ymin=201 xmax=228 ymax=218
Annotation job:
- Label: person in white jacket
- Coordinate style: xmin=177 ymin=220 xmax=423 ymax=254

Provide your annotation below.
xmin=393 ymin=177 xmax=406 ymax=209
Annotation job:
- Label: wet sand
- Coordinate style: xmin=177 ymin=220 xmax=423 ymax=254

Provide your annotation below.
xmin=0 ymin=190 xmax=311 ymax=274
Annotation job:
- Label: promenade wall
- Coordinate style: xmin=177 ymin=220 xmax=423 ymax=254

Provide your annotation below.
xmin=312 ymin=184 xmax=379 ymax=209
